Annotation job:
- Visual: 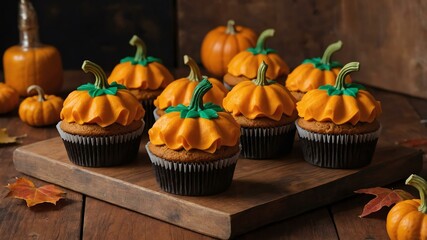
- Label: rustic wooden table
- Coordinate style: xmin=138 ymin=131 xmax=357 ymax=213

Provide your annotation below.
xmin=0 ymin=71 xmax=426 ymax=239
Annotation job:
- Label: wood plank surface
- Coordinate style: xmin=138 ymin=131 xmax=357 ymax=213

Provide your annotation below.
xmin=13 ymin=135 xmax=422 ymax=239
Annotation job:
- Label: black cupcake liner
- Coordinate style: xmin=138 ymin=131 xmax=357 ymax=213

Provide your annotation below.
xmin=57 ymin=122 xmax=144 ymax=167
xmin=142 ymin=99 xmax=155 ymax=130
xmin=146 ymin=143 xmax=240 ymax=196
xmin=296 ymin=122 xmax=381 ymax=169
xmin=240 ymin=123 xmax=296 ymax=159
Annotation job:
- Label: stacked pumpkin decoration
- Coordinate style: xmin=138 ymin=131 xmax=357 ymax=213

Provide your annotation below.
xmin=386 ymin=174 xmax=427 ymax=240
xmin=0 ymin=83 xmax=20 ymax=114
xmin=3 ymin=0 xmax=63 ymax=96
xmin=200 ymin=20 xmax=257 ymax=77
xmin=224 ymin=28 xmax=289 ymax=89
xmin=19 ymin=85 xmax=63 ymax=127
xmin=153 ymin=55 xmax=228 ymax=119
xmin=108 ymin=35 xmax=174 ymax=128
xmin=286 ymin=40 xmax=351 ymax=101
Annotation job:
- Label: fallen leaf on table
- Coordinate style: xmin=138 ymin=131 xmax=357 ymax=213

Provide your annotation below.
xmin=396 ymin=138 xmax=427 ymax=152
xmin=0 ymin=128 xmax=26 ymax=144
xmin=354 ymin=187 xmax=414 ymax=217
xmin=5 ymin=177 xmax=66 ymax=207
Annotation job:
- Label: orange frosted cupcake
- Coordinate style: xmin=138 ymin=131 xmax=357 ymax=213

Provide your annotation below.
xmin=153 ymin=55 xmax=227 ymax=120
xmin=147 ymin=79 xmax=240 ymax=195
xmin=107 ymin=35 xmax=173 ymax=128
xmin=296 ymin=62 xmax=382 ymax=168
xmin=223 ymin=61 xmax=297 ymax=159
xmin=223 ymin=29 xmax=289 ymax=89
xmin=286 ymin=40 xmax=351 ymax=101
xmin=58 ymin=60 xmax=145 ymax=167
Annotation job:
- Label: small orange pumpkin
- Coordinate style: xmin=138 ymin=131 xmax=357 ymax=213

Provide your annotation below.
xmin=224 ymin=29 xmax=289 ymax=88
xmin=286 ymin=40 xmax=351 ymax=101
xmin=18 ymin=85 xmax=63 ymax=127
xmin=200 ymin=20 xmax=257 ymax=77
xmin=61 ymin=60 xmax=145 ymax=128
xmin=107 ymin=35 xmax=174 ymax=95
xmin=223 ymin=61 xmax=296 ymax=121
xmin=3 ymin=0 xmax=63 ymax=96
xmin=0 ymin=83 xmax=20 ymax=114
xmin=386 ymin=174 xmax=427 ymax=240
xmin=297 ymin=62 xmax=382 ymax=125
xmin=149 ymin=79 xmax=240 ymax=153
xmin=154 ymin=55 xmax=228 ymax=116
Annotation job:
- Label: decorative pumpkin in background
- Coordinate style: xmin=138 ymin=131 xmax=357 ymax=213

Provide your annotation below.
xmin=224 ymin=29 xmax=289 ymax=89
xmin=108 ymin=35 xmax=173 ymax=128
xmin=19 ymin=85 xmax=63 ymax=127
xmin=200 ymin=19 xmax=257 ymax=77
xmin=0 ymin=83 xmax=20 ymax=114
xmin=286 ymin=40 xmax=351 ymax=101
xmin=386 ymin=174 xmax=427 ymax=240
xmin=153 ymin=55 xmax=228 ymax=118
xmin=62 ymin=60 xmax=144 ymax=127
xmin=3 ymin=0 xmax=63 ymax=96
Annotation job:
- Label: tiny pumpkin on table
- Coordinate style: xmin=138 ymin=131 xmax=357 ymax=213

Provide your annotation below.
xmin=0 ymin=83 xmax=20 ymax=114
xmin=18 ymin=85 xmax=63 ymax=127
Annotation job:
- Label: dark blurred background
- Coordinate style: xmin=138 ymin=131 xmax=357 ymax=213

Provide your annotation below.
xmin=1 ymin=0 xmax=426 ymax=99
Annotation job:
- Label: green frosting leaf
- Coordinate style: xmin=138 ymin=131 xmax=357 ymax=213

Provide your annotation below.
xmin=164 ymin=79 xmax=224 ymax=119
xmin=77 ymin=81 xmax=127 ymax=97
xmin=120 ymin=56 xmax=162 ymax=66
xmin=303 ymin=57 xmax=343 ymax=70
xmin=319 ymin=83 xmax=366 ymax=97
xmin=247 ymin=47 xmax=276 ymax=55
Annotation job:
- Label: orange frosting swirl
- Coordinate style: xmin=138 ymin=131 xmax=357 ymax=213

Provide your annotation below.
xmin=223 ymin=62 xmax=296 ymax=121
xmin=149 ymin=111 xmax=240 ymax=153
xmin=61 ymin=90 xmax=145 ymax=127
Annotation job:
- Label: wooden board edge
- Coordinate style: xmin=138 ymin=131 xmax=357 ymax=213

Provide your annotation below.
xmin=12 ymin=146 xmax=233 ymax=239
xmin=228 ymin=148 xmax=423 ymax=238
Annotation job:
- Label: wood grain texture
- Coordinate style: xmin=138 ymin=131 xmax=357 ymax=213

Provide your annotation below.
xmin=338 ymin=0 xmax=427 ymax=99
xmin=177 ymin=0 xmax=339 ymax=70
xmin=0 ymin=112 xmax=83 ymax=240
xmin=12 ymin=136 xmax=422 ymax=239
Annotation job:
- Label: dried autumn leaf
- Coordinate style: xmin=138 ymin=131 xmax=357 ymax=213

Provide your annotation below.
xmin=6 ymin=177 xmax=66 ymax=207
xmin=354 ymin=187 xmax=414 ymax=217
xmin=0 ymin=128 xmax=26 ymax=144
xmin=397 ymin=138 xmax=427 ymax=152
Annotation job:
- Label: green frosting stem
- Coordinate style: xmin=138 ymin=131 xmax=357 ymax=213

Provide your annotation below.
xmin=253 ymin=61 xmax=269 ymax=86
xmin=27 ymin=85 xmax=46 ymax=102
xmin=334 ymin=62 xmax=359 ymax=90
xmin=225 ymin=20 xmax=236 ymax=35
xmin=184 ymin=55 xmax=203 ymax=82
xmin=405 ymin=174 xmax=427 ymax=213
xmin=188 ymin=79 xmax=212 ymax=112
xmin=82 ymin=60 xmax=109 ymax=89
xmin=321 ymin=40 xmax=343 ymax=64
xmin=130 ymin=35 xmax=147 ymax=63
xmin=255 ymin=29 xmax=275 ymax=52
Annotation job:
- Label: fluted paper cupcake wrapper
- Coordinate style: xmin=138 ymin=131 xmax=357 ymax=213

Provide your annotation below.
xmin=146 ymin=142 xmax=240 ymax=196
xmin=240 ymin=123 xmax=296 ymax=159
xmin=57 ymin=121 xmax=144 ymax=167
xmin=295 ymin=122 xmax=381 ymax=169
xmin=142 ymin=99 xmax=155 ymax=130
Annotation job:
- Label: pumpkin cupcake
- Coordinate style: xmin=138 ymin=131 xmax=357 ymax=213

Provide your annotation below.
xmin=58 ymin=60 xmax=145 ymax=167
xmin=107 ymin=35 xmax=173 ymax=129
xmin=147 ymin=79 xmax=240 ymax=196
xmin=223 ymin=29 xmax=289 ymax=90
xmin=296 ymin=62 xmax=382 ymax=169
xmin=286 ymin=40 xmax=351 ymax=101
xmin=153 ymin=55 xmax=228 ymax=120
xmin=223 ymin=61 xmax=297 ymax=159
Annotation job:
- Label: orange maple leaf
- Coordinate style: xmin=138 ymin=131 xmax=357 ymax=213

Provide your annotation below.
xmin=6 ymin=177 xmax=66 ymax=207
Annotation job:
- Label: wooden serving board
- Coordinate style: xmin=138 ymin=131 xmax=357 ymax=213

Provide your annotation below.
xmin=13 ymin=137 xmax=422 ymax=239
